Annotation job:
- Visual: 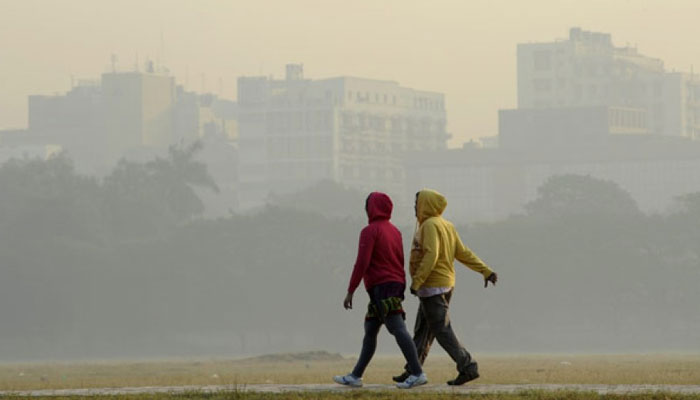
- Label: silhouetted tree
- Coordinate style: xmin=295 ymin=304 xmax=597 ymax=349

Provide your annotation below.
xmin=266 ymin=180 xmax=366 ymax=219
xmin=102 ymin=141 xmax=219 ymax=237
xmin=149 ymin=141 xmax=220 ymax=219
xmin=674 ymin=192 xmax=700 ymax=218
xmin=0 ymin=153 xmax=103 ymax=242
xmin=525 ymin=174 xmax=640 ymax=218
xmin=2 ymin=154 xmax=700 ymax=358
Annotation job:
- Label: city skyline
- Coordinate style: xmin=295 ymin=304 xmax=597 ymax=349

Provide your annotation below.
xmin=2 ymin=0 xmax=700 ymax=146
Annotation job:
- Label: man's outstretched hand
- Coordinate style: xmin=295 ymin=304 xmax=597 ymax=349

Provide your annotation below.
xmin=485 ymin=272 xmax=498 ymax=288
xmin=343 ymin=292 xmax=353 ymax=310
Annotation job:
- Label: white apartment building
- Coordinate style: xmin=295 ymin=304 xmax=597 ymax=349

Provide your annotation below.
xmin=237 ymin=64 xmax=448 ymax=210
xmin=404 ymin=28 xmax=700 ymax=223
xmin=517 ymin=27 xmax=700 ymax=139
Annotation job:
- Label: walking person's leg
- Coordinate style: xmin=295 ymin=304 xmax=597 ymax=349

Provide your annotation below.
xmin=421 ymin=291 xmax=479 ymax=385
xmin=384 ymin=313 xmax=423 ymax=376
xmin=414 ymin=300 xmax=437 ymax=364
xmin=394 ymin=300 xmax=436 ymax=382
xmin=384 ymin=313 xmax=428 ymax=389
xmin=351 ymin=318 xmax=382 ymax=378
xmin=334 ymin=318 xmax=382 ymax=387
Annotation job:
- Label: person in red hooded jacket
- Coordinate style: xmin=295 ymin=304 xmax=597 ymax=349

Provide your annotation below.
xmin=333 ymin=192 xmax=427 ymax=389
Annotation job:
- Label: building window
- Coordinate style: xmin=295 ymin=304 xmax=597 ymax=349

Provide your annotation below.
xmin=589 ymin=85 xmax=597 ymax=97
xmin=533 ymin=50 xmax=552 ymax=71
xmin=533 ymin=79 xmax=552 ymax=93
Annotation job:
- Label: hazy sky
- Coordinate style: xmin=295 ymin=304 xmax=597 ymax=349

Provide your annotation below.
xmin=1 ymin=0 xmax=699 ymax=146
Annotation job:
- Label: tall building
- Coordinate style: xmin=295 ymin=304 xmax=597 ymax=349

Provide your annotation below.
xmin=517 ymin=27 xmax=700 ymax=139
xmin=24 ymin=68 xmax=178 ymax=167
xmin=237 ymin=64 xmax=448 ymax=210
xmin=26 ymin=80 xmax=105 ymax=166
xmin=661 ymin=72 xmax=700 ymax=140
xmin=102 ymin=70 xmax=176 ymax=154
xmin=404 ymin=28 xmax=700 ymax=223
xmin=173 ymin=87 xmax=238 ymax=144
xmin=21 ymin=65 xmax=241 ymax=172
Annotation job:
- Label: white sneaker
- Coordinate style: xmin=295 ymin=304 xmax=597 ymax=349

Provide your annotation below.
xmin=333 ymin=373 xmax=363 ymax=387
xmin=396 ymin=372 xmax=428 ymax=389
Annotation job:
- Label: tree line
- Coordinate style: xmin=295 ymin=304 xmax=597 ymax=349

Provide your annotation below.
xmin=0 ymin=149 xmax=698 ymax=360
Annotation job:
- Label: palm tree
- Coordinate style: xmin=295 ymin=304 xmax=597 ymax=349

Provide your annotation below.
xmin=102 ymin=141 xmax=219 ymax=237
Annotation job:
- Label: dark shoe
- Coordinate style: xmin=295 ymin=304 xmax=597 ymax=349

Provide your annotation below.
xmin=447 ymin=363 xmax=479 ymax=386
xmin=392 ymin=371 xmax=410 ymax=383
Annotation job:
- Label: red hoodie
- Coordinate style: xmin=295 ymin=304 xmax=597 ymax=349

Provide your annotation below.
xmin=347 ymin=192 xmax=406 ymax=294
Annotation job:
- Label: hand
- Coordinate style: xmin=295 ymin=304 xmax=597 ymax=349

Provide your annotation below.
xmin=343 ymin=292 xmax=353 ymax=310
xmin=484 ymin=272 xmax=498 ymax=288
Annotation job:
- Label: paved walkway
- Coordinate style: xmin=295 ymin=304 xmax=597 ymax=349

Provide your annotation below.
xmin=3 ymin=384 xmax=700 ymax=397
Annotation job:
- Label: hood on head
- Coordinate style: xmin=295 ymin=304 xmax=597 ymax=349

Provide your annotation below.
xmin=416 ymin=189 xmax=447 ymax=222
xmin=366 ymin=192 xmax=393 ymax=222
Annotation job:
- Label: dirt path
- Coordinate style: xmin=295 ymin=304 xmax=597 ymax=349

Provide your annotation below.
xmin=3 ymin=384 xmax=700 ymax=397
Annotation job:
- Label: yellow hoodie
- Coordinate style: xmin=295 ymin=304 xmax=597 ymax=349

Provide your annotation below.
xmin=410 ymin=189 xmax=493 ymax=291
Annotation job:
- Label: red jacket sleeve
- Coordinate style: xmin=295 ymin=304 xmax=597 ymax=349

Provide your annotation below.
xmin=347 ymin=225 xmax=376 ymax=294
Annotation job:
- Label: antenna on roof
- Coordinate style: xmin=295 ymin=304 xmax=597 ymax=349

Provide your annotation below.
xmin=159 ymin=29 xmax=165 ymax=67
xmin=110 ymin=53 xmax=118 ymax=73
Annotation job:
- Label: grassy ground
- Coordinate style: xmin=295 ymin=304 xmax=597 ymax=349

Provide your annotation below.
xmin=2 ymin=391 xmax=700 ymax=400
xmin=1 ymin=354 xmax=699 ymax=392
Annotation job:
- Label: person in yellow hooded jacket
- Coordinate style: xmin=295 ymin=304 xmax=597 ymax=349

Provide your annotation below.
xmin=393 ymin=189 xmax=498 ymax=386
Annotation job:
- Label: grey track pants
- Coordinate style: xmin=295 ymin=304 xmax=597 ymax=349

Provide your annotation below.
xmin=351 ymin=313 xmax=423 ymax=378
xmin=407 ymin=289 xmax=475 ymax=374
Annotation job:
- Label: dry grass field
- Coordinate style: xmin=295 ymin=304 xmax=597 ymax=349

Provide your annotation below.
xmin=1 ymin=353 xmax=699 ymax=392
xmin=1 ymin=392 xmax=699 ymax=400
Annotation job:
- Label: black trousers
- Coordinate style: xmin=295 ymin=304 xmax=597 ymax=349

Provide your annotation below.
xmin=407 ymin=289 xmax=475 ymax=373
xmin=351 ymin=313 xmax=423 ymax=378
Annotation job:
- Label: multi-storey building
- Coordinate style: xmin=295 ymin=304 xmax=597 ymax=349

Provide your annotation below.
xmin=16 ymin=64 xmax=242 ymax=175
xmin=173 ymin=87 xmax=237 ymax=144
xmin=27 ymin=80 xmax=104 ymax=165
xmin=517 ymin=27 xmax=700 ymax=139
xmin=405 ymin=28 xmax=700 ymax=223
xmin=23 ymin=69 xmax=177 ymax=167
xmin=237 ymin=64 xmax=447 ymax=210
xmin=101 ymin=70 xmax=176 ymax=153
xmin=661 ymin=72 xmax=700 ymax=140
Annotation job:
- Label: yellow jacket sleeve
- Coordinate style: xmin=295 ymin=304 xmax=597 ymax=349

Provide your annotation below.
xmin=411 ymin=221 xmax=440 ymax=291
xmin=455 ymin=230 xmax=493 ymax=278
